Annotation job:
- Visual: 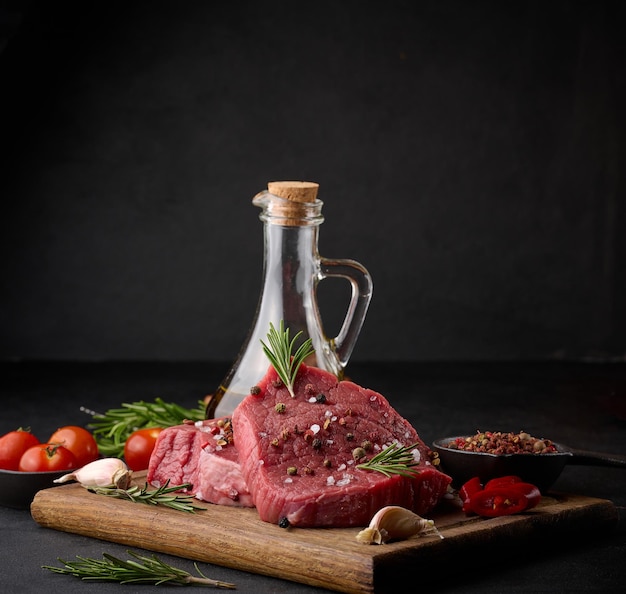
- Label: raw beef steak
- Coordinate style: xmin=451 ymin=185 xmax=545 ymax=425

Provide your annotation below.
xmin=232 ymin=363 xmax=452 ymax=527
xmin=147 ymin=418 xmax=253 ymax=507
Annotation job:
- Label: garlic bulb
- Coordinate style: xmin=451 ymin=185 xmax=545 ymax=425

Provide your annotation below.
xmin=54 ymin=458 xmax=132 ymax=489
xmin=356 ymin=505 xmax=443 ymax=544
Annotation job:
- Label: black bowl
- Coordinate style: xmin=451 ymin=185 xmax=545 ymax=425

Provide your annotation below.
xmin=0 ymin=468 xmax=75 ymax=509
xmin=432 ymin=436 xmax=574 ymax=493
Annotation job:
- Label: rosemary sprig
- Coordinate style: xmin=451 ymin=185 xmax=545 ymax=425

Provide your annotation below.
xmin=43 ymin=549 xmax=236 ymax=588
xmin=89 ymin=480 xmax=205 ymax=513
xmin=356 ymin=442 xmax=422 ymax=478
xmin=83 ymin=397 xmax=205 ymax=458
xmin=260 ymin=321 xmax=315 ymax=398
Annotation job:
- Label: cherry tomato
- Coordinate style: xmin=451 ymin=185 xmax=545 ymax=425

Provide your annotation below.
xmin=0 ymin=429 xmax=41 ymax=470
xmin=18 ymin=443 xmax=78 ymax=472
xmin=466 ymin=486 xmax=529 ymax=517
xmin=123 ymin=428 xmax=163 ymax=471
xmin=49 ymin=425 xmax=99 ymax=468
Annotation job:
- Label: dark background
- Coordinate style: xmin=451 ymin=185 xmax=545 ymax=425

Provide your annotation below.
xmin=1 ymin=0 xmax=625 ymax=366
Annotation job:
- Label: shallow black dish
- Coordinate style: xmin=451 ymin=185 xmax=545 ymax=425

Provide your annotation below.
xmin=0 ymin=468 xmax=74 ymax=509
xmin=432 ymin=436 xmax=626 ymax=493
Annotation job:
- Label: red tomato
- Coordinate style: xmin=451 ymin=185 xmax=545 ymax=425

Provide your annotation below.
xmin=0 ymin=429 xmax=41 ymax=470
xmin=48 ymin=425 xmax=99 ymax=468
xmin=466 ymin=486 xmax=529 ymax=517
xmin=123 ymin=428 xmax=163 ymax=471
xmin=18 ymin=443 xmax=77 ymax=472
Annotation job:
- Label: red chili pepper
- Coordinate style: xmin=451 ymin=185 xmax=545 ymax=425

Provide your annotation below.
xmin=507 ymin=482 xmax=542 ymax=510
xmin=459 ymin=475 xmax=543 ymax=517
xmin=466 ymin=486 xmax=529 ymax=517
xmin=484 ymin=475 xmax=523 ymax=490
xmin=459 ymin=476 xmax=483 ymax=512
xmin=460 ymin=476 xmax=482 ymax=500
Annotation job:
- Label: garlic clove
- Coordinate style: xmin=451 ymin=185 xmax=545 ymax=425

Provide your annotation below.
xmin=54 ymin=458 xmax=132 ymax=489
xmin=356 ymin=505 xmax=443 ymax=544
xmin=355 ymin=526 xmax=384 ymax=545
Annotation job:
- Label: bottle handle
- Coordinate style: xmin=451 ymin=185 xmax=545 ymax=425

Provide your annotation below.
xmin=319 ymin=258 xmax=373 ymax=368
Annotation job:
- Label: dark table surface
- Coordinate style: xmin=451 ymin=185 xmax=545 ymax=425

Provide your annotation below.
xmin=2 ymin=360 xmax=626 ymax=593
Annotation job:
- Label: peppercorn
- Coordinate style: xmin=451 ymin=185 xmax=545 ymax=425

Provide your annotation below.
xmin=352 ymin=447 xmax=367 ymax=461
xmin=445 ymin=430 xmax=557 ymax=455
xmin=279 ymin=517 xmax=290 ymax=529
xmin=275 ymin=402 xmax=286 ymax=414
xmin=315 ymin=393 xmax=326 ymax=404
xmin=312 ymin=438 xmax=322 ymax=450
xmin=287 ymin=466 xmax=297 ymax=476
xmin=250 ymin=386 xmax=261 ymax=395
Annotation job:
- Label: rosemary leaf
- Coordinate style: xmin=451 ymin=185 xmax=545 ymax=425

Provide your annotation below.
xmin=260 ymin=321 xmax=314 ymax=398
xmin=88 ymin=480 xmax=205 ymax=513
xmin=43 ymin=550 xmax=236 ymax=588
xmin=82 ymin=397 xmax=206 ymax=458
xmin=356 ymin=442 xmax=422 ymax=478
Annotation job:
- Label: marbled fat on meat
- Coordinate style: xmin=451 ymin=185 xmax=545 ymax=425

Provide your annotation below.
xmin=232 ymin=363 xmax=452 ymax=527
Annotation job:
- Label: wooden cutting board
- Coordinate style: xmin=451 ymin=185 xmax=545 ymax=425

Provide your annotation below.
xmin=31 ymin=473 xmax=618 ymax=594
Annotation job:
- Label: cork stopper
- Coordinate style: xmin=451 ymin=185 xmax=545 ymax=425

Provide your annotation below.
xmin=261 ymin=181 xmax=322 ymax=225
xmin=267 ymin=181 xmax=319 ymax=203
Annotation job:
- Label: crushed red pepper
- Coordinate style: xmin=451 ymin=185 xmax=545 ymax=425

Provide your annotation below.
xmin=445 ymin=430 xmax=558 ymax=455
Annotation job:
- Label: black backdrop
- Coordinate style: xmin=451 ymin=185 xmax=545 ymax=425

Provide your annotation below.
xmin=1 ymin=0 xmax=624 ymax=364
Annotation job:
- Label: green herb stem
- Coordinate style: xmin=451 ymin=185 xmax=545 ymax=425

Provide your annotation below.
xmin=43 ymin=550 xmax=236 ymax=588
xmin=89 ymin=481 xmax=205 ymax=513
xmin=82 ymin=397 xmax=205 ymax=458
xmin=356 ymin=442 xmax=422 ymax=478
xmin=260 ymin=321 xmax=314 ymax=398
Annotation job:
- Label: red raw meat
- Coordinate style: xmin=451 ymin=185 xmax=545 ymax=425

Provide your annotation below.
xmin=232 ymin=363 xmax=452 ymax=527
xmin=147 ymin=418 xmax=253 ymax=507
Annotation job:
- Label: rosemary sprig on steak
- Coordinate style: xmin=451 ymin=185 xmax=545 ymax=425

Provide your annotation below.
xmin=356 ymin=442 xmax=422 ymax=477
xmin=260 ymin=320 xmax=315 ymax=398
xmin=43 ymin=550 xmax=236 ymax=588
xmin=88 ymin=480 xmax=205 ymax=513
